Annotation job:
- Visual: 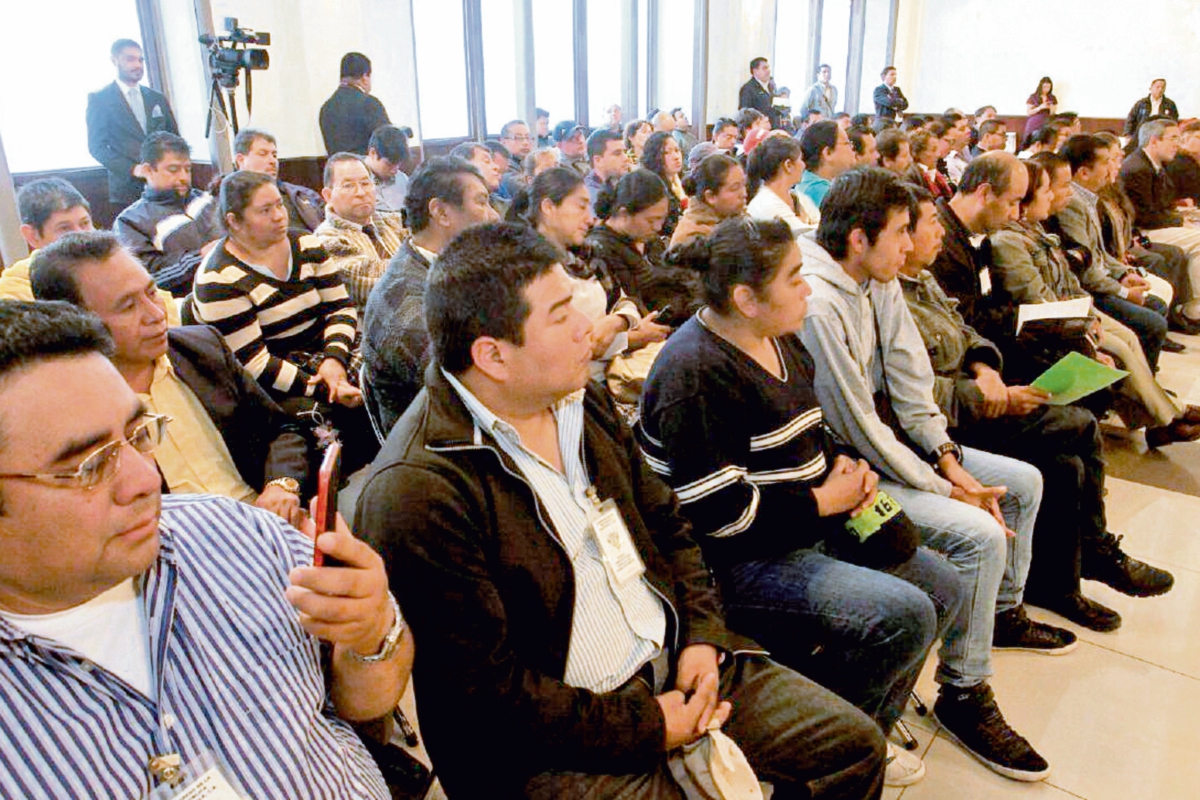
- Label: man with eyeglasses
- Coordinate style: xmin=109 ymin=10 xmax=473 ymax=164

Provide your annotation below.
xmin=0 ymin=300 xmax=406 ymax=799
xmin=498 ymin=119 xmax=535 ymax=197
xmin=31 ymin=230 xmax=309 ymax=526
xmin=313 ymin=153 xmax=407 ymax=312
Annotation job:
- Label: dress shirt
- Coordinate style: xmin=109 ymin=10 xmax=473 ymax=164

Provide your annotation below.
xmin=442 ymin=370 xmax=666 ymax=693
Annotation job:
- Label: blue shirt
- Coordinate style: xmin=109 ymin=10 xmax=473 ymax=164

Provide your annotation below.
xmin=0 ymin=495 xmax=388 ymax=799
xmin=799 ymin=170 xmax=832 ymax=209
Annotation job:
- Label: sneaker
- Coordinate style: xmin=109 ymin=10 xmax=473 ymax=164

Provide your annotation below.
xmin=1028 ymin=592 xmax=1122 ymax=633
xmin=884 ymin=741 xmax=925 ymax=787
xmin=1082 ymin=532 xmax=1175 ymax=597
xmin=933 ymin=682 xmax=1051 ymax=782
xmin=993 ymin=605 xmax=1077 ymax=654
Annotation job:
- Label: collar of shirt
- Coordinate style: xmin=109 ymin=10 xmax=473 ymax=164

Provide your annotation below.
xmin=1143 ymin=147 xmax=1164 ymax=172
xmin=411 ymin=241 xmax=438 ymax=264
xmin=326 ymin=209 xmax=369 ymax=232
xmin=1071 ymin=180 xmax=1099 ymax=206
xmin=757 ymin=78 xmax=771 ymax=93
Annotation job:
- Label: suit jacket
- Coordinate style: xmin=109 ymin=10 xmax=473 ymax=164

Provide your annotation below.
xmin=1120 ymin=147 xmax=1182 ymax=231
xmin=873 ymin=84 xmax=908 ymax=120
xmin=166 ymin=325 xmax=309 ymax=492
xmin=318 ymin=85 xmax=390 ymax=155
xmin=738 ymin=78 xmax=782 ymax=128
xmin=86 ymin=82 xmax=178 ymax=205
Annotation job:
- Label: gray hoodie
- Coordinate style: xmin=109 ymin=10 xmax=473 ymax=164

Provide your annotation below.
xmin=798 ymin=235 xmax=954 ymax=496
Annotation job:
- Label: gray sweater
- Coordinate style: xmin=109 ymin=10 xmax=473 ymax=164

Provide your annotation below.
xmin=798 ymin=236 xmax=953 ymax=496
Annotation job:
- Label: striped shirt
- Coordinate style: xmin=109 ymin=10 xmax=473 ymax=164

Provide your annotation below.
xmin=192 ymin=231 xmax=357 ymax=399
xmin=0 ymin=494 xmax=387 ymax=799
xmin=312 ymin=209 xmax=408 ymax=312
xmin=639 ymin=315 xmax=836 ymax=566
xmin=442 ymin=370 xmax=666 ymax=693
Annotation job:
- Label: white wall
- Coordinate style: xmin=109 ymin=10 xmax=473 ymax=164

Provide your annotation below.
xmin=893 ymin=0 xmax=1200 ymax=118
xmin=198 ymin=0 xmax=421 ymax=157
xmin=705 ymin=0 xmax=777 ymax=121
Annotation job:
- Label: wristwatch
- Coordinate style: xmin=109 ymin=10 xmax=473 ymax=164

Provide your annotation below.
xmin=265 ymin=477 xmax=301 ymax=495
xmin=350 ymin=592 xmax=406 ymax=664
xmin=931 ymin=441 xmax=964 ymax=467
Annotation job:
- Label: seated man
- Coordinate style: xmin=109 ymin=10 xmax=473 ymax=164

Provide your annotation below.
xmin=0 ymin=300 xmax=407 ymax=798
xmin=971 ymin=119 xmax=1008 ymax=158
xmin=312 ymin=152 xmax=408 ymax=312
xmin=1120 ymin=118 xmax=1200 ymax=326
xmin=711 ymin=116 xmax=739 ymax=154
xmin=1054 ymin=135 xmax=1168 ymax=369
xmin=849 ymin=125 xmax=879 ymax=166
xmin=553 ymin=121 xmax=590 ymax=177
xmin=449 ymin=141 xmax=508 ymax=216
xmin=365 ymin=124 xmax=413 ymax=214
xmin=361 ymin=157 xmax=498 ymax=438
xmin=113 ymin=131 xmax=222 ymax=296
xmin=798 ymin=121 xmax=857 ymax=208
xmin=1165 ymin=120 xmax=1200 ymax=205
xmin=900 ymin=185 xmax=1172 ymax=629
xmin=583 ymin=128 xmax=630 ymax=211
xmin=877 ymin=128 xmax=912 ymax=178
xmin=356 ymin=221 xmax=886 ymax=799
xmin=232 ymin=127 xmax=325 ymax=232
xmin=32 ymin=230 xmax=309 ymax=525
xmin=498 ymin=119 xmax=535 ymax=197
xmin=800 ymin=166 xmax=1072 ymax=782
xmin=941 ymin=113 xmax=973 ymax=184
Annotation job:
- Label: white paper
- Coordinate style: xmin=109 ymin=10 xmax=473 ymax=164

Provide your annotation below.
xmin=172 ymin=768 xmax=243 ymax=799
xmin=1016 ymin=297 xmax=1092 ymax=333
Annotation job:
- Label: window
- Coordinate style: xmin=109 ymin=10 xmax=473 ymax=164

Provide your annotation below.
xmin=586 ymin=0 xmax=622 ymax=125
xmin=656 ymin=0 xmax=694 ymax=120
xmin=819 ymin=0 xmax=852 ymax=113
xmin=773 ymin=0 xmax=813 ymax=112
xmin=858 ymin=0 xmax=893 ymax=112
xmin=412 ymin=0 xmax=470 ymax=139
xmin=531 ymin=0 xmax=574 ymax=125
xmin=481 ymin=0 xmax=520 ymax=136
xmin=0 ymin=2 xmax=145 ymax=172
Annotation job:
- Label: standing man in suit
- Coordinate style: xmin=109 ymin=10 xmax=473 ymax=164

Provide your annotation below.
xmin=86 ymin=39 xmax=179 ymax=208
xmin=319 ymin=53 xmax=391 ymax=156
xmin=874 ymin=66 xmax=909 ymax=123
xmin=738 ymin=57 xmax=783 ymax=130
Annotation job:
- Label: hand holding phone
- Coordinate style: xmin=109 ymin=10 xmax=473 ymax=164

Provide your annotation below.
xmin=312 ymin=442 xmax=343 ymax=567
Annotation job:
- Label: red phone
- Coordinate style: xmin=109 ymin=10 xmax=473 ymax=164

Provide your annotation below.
xmin=312 ymin=442 xmax=342 ymax=567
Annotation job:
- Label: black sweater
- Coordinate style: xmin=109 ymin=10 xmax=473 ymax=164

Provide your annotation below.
xmin=639 ymin=316 xmax=840 ymax=567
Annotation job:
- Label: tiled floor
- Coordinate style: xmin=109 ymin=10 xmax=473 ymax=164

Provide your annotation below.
xmin=377 ymin=335 xmax=1200 ymax=800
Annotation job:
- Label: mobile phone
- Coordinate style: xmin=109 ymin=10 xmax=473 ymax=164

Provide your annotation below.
xmin=312 ymin=442 xmax=342 ymax=567
xmin=652 ymin=304 xmax=673 ymax=324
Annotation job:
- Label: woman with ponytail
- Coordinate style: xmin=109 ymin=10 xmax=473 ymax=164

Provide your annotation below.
xmin=638 ymin=217 xmax=960 ymax=787
xmin=746 ymin=133 xmax=821 ymax=235
xmin=669 ymin=152 xmax=748 ymax=247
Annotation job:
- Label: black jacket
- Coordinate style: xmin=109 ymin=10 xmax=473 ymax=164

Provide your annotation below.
xmin=1120 ymin=147 xmax=1183 ymax=231
xmin=928 ymin=199 xmax=990 ymax=331
xmin=738 ymin=78 xmax=782 ymax=129
xmin=166 ymin=326 xmax=309 ymax=492
xmin=873 ymin=84 xmax=909 ymax=121
xmin=1124 ymin=95 xmax=1180 ymax=137
xmin=585 ymin=224 xmax=701 ymax=324
xmin=114 ymin=187 xmax=223 ymax=296
xmin=86 ymin=82 xmax=179 ymax=205
xmin=1166 ymin=153 xmax=1200 ymax=205
xmin=279 ymin=180 xmax=325 ymax=232
xmin=318 ymin=85 xmax=390 ymax=155
xmin=355 ymin=364 xmax=759 ymax=798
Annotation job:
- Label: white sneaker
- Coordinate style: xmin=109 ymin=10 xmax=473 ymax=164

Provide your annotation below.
xmin=885 ymin=741 xmax=926 ymax=787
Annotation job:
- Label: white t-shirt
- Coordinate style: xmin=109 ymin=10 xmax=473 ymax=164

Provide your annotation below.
xmin=1 ymin=578 xmax=153 ymax=697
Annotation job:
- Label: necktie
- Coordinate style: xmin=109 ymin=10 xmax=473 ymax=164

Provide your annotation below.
xmin=128 ymin=86 xmax=146 ymax=131
xmin=362 ymin=225 xmax=388 ymax=259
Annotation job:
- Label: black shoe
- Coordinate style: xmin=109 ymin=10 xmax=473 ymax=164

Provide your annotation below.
xmin=1082 ymin=532 xmax=1175 ymax=597
xmin=1162 ymin=337 xmax=1187 ymax=354
xmin=1145 ymin=419 xmax=1200 ymax=449
xmin=933 ymin=682 xmax=1051 ymax=781
xmin=1028 ymin=592 xmax=1122 ymax=632
xmin=993 ymin=605 xmax=1077 ymax=654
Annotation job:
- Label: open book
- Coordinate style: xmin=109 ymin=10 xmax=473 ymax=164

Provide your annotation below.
xmin=1015 ymin=296 xmax=1092 ymax=334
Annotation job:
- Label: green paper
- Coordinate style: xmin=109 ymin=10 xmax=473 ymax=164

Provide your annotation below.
xmin=1030 ymin=352 xmax=1128 ymax=406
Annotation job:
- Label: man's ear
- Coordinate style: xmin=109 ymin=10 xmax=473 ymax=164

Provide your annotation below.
xmin=469 ymin=336 xmax=509 ymax=383
xmin=848 ymin=227 xmax=870 ymax=257
xmin=321 ymin=186 xmax=333 ymax=204
xmin=19 ymin=224 xmax=40 ymax=250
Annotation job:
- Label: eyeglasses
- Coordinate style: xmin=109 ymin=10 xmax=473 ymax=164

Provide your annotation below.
xmin=505 ymin=135 xmax=533 ymax=142
xmin=0 ymin=414 xmax=171 ymax=491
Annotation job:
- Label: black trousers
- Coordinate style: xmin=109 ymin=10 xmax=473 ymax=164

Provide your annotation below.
xmin=955 ymin=403 xmax=1105 ymax=602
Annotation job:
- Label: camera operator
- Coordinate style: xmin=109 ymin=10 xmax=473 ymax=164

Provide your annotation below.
xmin=320 ymin=53 xmax=391 ymax=156
xmin=87 ymin=39 xmax=179 ymax=207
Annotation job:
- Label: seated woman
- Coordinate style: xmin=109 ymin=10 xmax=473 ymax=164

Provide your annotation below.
xmin=585 ymin=169 xmax=698 ymax=323
xmin=639 ymin=217 xmax=963 ymax=789
xmin=746 ymin=134 xmax=820 ymax=235
xmin=624 ymin=118 xmax=652 ymax=165
xmin=900 ymin=185 xmax=1172 ymax=628
xmin=192 ymin=170 xmax=378 ymax=473
xmin=989 ymin=159 xmax=1200 ymax=448
xmin=509 ymin=167 xmax=668 ymax=379
xmin=641 ymin=131 xmax=687 ymax=240
xmin=669 ymin=152 xmax=747 ymax=247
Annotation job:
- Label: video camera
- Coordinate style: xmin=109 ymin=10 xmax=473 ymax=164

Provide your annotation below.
xmin=199 ymin=18 xmax=270 ymax=88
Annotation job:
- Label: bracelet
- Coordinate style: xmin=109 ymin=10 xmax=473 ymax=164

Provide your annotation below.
xmin=931 ymin=441 xmax=964 ymax=468
xmin=264 ymin=477 xmax=300 ymax=495
xmin=349 ymin=593 xmax=405 ymax=664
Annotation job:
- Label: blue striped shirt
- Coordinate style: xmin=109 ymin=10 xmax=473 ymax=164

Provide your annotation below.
xmin=442 ymin=370 xmax=666 ymax=693
xmin=0 ymin=494 xmax=387 ymax=800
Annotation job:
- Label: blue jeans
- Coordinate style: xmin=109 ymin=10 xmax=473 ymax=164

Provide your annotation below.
xmin=723 ymin=545 xmax=962 ymax=734
xmin=880 ymin=446 xmax=1041 ymax=689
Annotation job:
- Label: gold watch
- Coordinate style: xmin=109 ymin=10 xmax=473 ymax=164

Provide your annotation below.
xmin=265 ymin=477 xmax=301 ymax=494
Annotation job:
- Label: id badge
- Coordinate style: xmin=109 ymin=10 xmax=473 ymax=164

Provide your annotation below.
xmin=148 ymin=751 xmax=249 ymax=799
xmin=590 ymin=498 xmax=646 ymax=586
xmin=844 ymin=490 xmax=902 ymax=543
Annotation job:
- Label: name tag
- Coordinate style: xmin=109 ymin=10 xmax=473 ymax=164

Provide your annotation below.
xmin=148 ymin=753 xmax=248 ymax=799
xmin=589 ymin=497 xmax=645 ymax=586
xmin=844 ymin=490 xmax=902 ymax=542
